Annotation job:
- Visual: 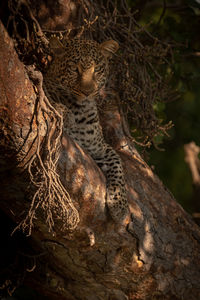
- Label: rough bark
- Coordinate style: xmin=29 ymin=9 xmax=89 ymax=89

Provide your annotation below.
xmin=1 ymin=20 xmax=200 ymax=300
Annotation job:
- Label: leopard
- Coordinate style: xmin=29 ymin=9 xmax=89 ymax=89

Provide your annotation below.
xmin=43 ymin=37 xmax=129 ymax=223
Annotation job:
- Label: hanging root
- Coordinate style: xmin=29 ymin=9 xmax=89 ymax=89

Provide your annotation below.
xmin=15 ymin=67 xmax=79 ymax=235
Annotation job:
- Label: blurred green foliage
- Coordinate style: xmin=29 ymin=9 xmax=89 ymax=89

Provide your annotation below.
xmin=130 ymin=0 xmax=200 ymax=212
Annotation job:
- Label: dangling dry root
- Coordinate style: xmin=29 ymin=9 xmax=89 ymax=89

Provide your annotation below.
xmin=15 ymin=67 xmax=79 ymax=235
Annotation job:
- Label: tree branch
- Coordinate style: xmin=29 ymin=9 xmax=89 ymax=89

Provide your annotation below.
xmin=184 ymin=142 xmax=200 ymax=186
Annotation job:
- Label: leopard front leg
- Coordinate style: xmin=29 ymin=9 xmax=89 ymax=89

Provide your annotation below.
xmin=95 ymin=146 xmax=129 ymax=223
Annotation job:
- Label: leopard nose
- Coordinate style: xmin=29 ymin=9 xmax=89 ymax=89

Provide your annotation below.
xmin=81 ymin=81 xmax=97 ymax=96
xmin=83 ymin=90 xmax=92 ymax=96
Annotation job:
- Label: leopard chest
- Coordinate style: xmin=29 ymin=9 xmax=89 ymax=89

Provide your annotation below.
xmin=68 ymin=99 xmax=105 ymax=157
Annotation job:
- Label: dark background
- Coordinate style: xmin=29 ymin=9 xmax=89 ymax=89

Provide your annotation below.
xmin=130 ymin=0 xmax=200 ymax=214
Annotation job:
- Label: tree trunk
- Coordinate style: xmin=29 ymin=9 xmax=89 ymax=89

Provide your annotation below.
xmin=0 ymin=15 xmax=200 ymax=300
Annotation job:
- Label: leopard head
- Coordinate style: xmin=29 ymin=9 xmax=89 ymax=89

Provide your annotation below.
xmin=45 ymin=38 xmax=119 ymax=101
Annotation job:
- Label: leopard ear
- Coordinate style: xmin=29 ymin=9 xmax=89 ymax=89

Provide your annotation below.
xmin=100 ymin=40 xmax=119 ymax=58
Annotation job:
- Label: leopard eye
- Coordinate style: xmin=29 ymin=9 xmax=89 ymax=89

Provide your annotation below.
xmin=95 ymin=65 xmax=101 ymax=73
xmin=71 ymin=65 xmax=78 ymax=72
xmin=68 ymin=62 xmax=77 ymax=72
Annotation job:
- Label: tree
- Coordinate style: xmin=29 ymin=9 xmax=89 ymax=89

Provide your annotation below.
xmin=0 ymin=1 xmax=200 ymax=299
